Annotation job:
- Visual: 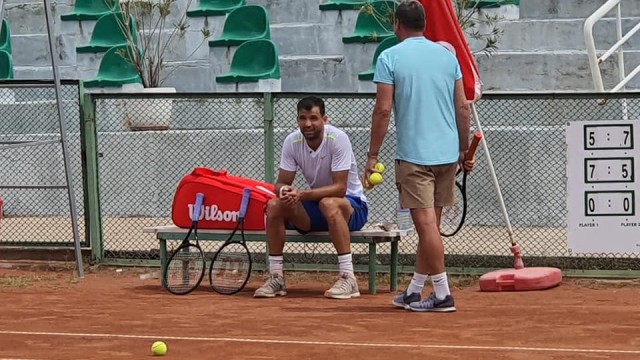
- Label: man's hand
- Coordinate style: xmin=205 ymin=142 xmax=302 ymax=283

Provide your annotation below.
xmin=458 ymin=151 xmax=476 ymax=172
xmin=362 ymin=156 xmax=383 ymax=189
xmin=280 ymin=186 xmax=302 ymax=206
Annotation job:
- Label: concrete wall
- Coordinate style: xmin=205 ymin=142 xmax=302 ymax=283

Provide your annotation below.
xmin=3 ymin=0 xmax=639 ymax=93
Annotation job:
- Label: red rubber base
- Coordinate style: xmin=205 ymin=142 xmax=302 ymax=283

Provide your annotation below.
xmin=479 ymin=267 xmax=562 ymax=292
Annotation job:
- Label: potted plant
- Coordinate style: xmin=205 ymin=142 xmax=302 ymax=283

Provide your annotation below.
xmin=104 ymin=0 xmax=211 ymax=130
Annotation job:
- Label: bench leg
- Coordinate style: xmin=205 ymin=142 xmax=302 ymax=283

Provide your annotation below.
xmin=390 ymin=238 xmax=398 ymax=292
xmin=160 ymin=239 xmax=167 ymax=289
xmin=368 ymin=242 xmax=377 ymax=295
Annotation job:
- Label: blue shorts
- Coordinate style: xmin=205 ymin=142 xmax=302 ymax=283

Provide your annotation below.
xmin=287 ymin=195 xmax=368 ymax=234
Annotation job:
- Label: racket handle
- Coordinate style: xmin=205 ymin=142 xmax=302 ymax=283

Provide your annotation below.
xmin=467 ymin=132 xmax=482 ymax=158
xmin=239 ymin=188 xmax=252 ymax=219
xmin=193 ymin=193 xmax=205 ymax=221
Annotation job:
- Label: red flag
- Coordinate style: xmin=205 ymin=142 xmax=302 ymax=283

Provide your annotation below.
xmin=419 ymin=0 xmax=483 ymax=102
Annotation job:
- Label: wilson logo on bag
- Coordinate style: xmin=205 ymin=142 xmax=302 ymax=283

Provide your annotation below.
xmin=172 ymin=168 xmax=276 ymax=230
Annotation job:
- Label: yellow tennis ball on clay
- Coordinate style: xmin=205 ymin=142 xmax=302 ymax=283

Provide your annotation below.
xmin=374 ymin=162 xmax=385 ymax=173
xmin=369 ymin=172 xmax=383 ymax=186
xmin=151 ymin=341 xmax=167 ymax=356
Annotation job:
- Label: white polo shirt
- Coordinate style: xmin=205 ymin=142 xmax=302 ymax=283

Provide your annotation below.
xmin=280 ymin=124 xmax=366 ymax=202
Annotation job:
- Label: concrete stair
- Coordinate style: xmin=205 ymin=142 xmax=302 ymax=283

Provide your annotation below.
xmin=520 ymin=0 xmax=640 ymax=19
xmin=476 ymin=0 xmax=640 ymax=91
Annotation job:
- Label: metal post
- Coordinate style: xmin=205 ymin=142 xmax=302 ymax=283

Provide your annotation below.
xmin=263 ymin=92 xmax=275 ymax=270
xmin=0 ymin=0 xmax=4 ymax=29
xmin=43 ymin=0 xmax=84 ymax=278
xmin=615 ymin=3 xmax=629 ymax=120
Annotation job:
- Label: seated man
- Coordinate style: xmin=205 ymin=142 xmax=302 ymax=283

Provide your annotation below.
xmin=254 ymin=96 xmax=368 ymax=300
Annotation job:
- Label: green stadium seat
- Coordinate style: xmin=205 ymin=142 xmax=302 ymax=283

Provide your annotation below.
xmin=216 ymin=39 xmax=280 ymax=83
xmin=319 ymin=0 xmax=368 ymax=11
xmin=208 ymin=5 xmax=270 ymax=47
xmin=76 ymin=12 xmax=137 ymax=53
xmin=187 ymin=0 xmax=246 ymax=17
xmin=61 ymin=0 xmax=120 ymax=21
xmin=83 ymin=45 xmax=142 ymax=88
xmin=358 ymin=35 xmax=398 ymax=81
xmin=0 ymin=19 xmax=11 ymax=55
xmin=342 ymin=1 xmax=396 ymax=44
xmin=0 ymin=50 xmax=14 ymax=80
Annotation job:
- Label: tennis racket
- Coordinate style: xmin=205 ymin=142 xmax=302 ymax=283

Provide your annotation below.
xmin=440 ymin=132 xmax=482 ymax=237
xmin=163 ymin=192 xmax=206 ymax=295
xmin=209 ymin=187 xmax=253 ymax=295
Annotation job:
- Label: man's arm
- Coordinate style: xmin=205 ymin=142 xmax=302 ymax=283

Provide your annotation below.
xmin=274 ymin=169 xmax=296 ymax=197
xmin=298 ymin=170 xmax=349 ymax=201
xmin=454 ymin=78 xmax=471 ymax=155
xmin=367 ymin=83 xmax=394 ymax=159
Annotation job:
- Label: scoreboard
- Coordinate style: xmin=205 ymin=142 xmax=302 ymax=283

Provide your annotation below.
xmin=567 ymin=120 xmax=638 ymax=253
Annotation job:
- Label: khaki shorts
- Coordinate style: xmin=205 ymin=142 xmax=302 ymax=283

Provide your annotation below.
xmin=395 ymin=160 xmax=458 ymax=209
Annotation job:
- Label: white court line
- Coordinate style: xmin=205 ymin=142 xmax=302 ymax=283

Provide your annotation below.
xmin=0 ymin=330 xmax=639 ymax=355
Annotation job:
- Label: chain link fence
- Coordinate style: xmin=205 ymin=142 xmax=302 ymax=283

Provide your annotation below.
xmin=92 ymin=91 xmax=640 ymax=273
xmin=0 ymin=81 xmax=86 ymax=247
xmin=94 ymin=94 xmax=266 ymax=260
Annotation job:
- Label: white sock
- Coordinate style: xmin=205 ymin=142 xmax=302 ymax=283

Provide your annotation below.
xmin=269 ymin=255 xmax=283 ymax=276
xmin=406 ymin=272 xmax=429 ymax=295
xmin=338 ymin=253 xmax=354 ymax=278
xmin=431 ymin=272 xmax=451 ymax=300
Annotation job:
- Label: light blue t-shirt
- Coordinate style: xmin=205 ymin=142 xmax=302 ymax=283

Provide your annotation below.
xmin=373 ymin=36 xmax=462 ymax=166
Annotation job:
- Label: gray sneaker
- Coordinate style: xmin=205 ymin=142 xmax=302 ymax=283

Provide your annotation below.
xmin=253 ymin=273 xmax=287 ymax=298
xmin=392 ymin=290 xmax=422 ymax=309
xmin=408 ymin=292 xmax=456 ymax=312
xmin=324 ymin=273 xmax=360 ymax=299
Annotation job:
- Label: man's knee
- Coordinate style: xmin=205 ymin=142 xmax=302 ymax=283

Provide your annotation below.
xmin=412 ymin=208 xmax=439 ymax=228
xmin=266 ymin=198 xmax=286 ymax=219
xmin=319 ymin=197 xmax=349 ymax=221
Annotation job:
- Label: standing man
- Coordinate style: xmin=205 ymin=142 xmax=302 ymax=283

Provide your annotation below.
xmin=364 ymin=0 xmax=474 ymax=312
xmin=254 ymin=96 xmax=368 ymax=300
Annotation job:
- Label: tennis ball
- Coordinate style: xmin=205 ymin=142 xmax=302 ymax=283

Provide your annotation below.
xmin=151 ymin=341 xmax=167 ymax=356
xmin=374 ymin=163 xmax=385 ymax=173
xmin=369 ymin=172 xmax=383 ymax=186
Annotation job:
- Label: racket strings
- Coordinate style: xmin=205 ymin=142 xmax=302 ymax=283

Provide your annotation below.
xmin=211 ymin=244 xmax=251 ymax=292
xmin=440 ymin=184 xmax=465 ymax=236
xmin=166 ymin=248 xmax=204 ymax=292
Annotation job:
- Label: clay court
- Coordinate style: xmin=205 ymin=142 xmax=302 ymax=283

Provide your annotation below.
xmin=1 ymin=263 xmax=639 ymax=360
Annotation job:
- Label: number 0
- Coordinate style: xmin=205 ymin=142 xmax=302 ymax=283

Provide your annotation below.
xmin=623 ymin=197 xmax=630 ymax=212
xmin=588 ymin=198 xmax=596 ymax=213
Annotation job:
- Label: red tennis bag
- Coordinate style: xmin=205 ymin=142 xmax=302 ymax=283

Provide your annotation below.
xmin=171 ymin=167 xmax=276 ymax=230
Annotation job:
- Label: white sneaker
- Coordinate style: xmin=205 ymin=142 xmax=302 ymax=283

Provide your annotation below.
xmin=253 ymin=273 xmax=287 ymax=298
xmin=324 ymin=273 xmax=360 ymax=299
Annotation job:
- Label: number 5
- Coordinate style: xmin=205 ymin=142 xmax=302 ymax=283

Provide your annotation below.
xmin=588 ymin=131 xmax=595 ymax=146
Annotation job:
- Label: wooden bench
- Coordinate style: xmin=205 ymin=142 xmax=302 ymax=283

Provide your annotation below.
xmin=143 ymin=225 xmax=408 ymax=294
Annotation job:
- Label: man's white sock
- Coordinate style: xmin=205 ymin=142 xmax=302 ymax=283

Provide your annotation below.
xmin=407 ymin=272 xmax=429 ymax=295
xmin=431 ymin=272 xmax=451 ymax=300
xmin=269 ymin=255 xmax=284 ymax=276
xmin=338 ymin=253 xmax=355 ymax=278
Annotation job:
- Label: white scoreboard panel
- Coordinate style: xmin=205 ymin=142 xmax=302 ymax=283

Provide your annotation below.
xmin=567 ymin=120 xmax=639 ymax=253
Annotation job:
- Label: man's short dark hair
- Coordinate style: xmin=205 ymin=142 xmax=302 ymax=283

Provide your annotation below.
xmin=395 ymin=0 xmax=426 ymax=32
xmin=297 ymin=96 xmax=326 ymax=116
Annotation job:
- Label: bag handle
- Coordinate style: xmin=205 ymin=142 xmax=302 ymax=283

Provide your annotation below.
xmin=191 ymin=167 xmax=228 ymax=177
